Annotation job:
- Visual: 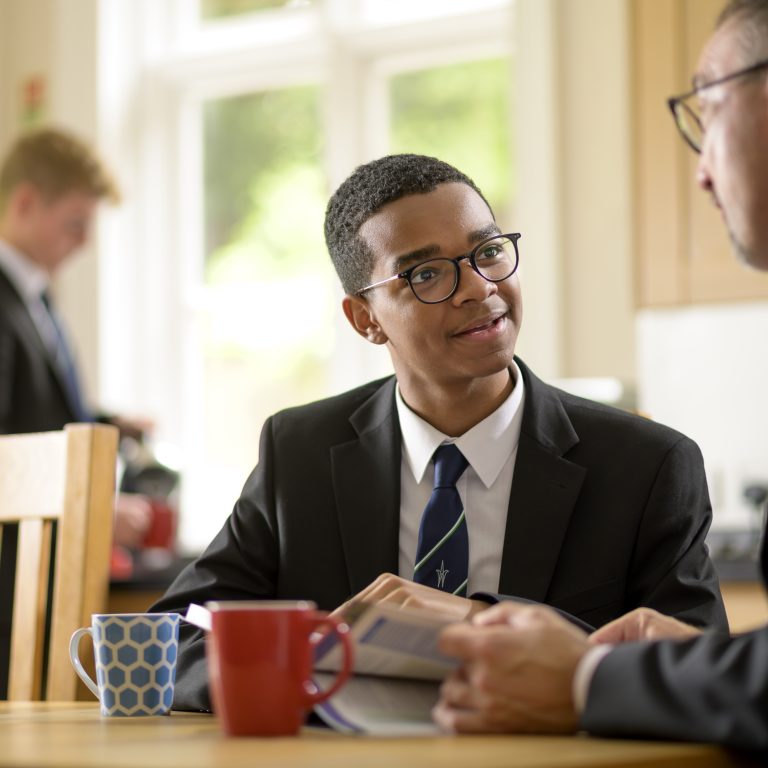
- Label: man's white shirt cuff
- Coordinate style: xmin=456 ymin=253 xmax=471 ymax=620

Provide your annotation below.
xmin=573 ymin=644 xmax=614 ymax=713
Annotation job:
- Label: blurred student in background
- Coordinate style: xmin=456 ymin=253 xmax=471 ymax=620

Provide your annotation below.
xmin=0 ymin=127 xmax=153 ymax=696
xmin=0 ymin=127 xmax=152 ymax=545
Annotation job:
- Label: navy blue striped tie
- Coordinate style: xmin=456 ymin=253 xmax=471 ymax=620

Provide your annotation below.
xmin=41 ymin=291 xmax=92 ymax=423
xmin=413 ymin=444 xmax=469 ymax=597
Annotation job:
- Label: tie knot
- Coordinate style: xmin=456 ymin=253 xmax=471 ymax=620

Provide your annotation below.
xmin=432 ymin=444 xmax=468 ymax=489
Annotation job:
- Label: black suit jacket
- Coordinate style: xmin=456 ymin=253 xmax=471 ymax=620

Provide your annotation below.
xmin=152 ymin=358 xmax=727 ymax=711
xmin=0 ymin=265 xmax=79 ymax=434
xmin=582 ymin=527 xmax=768 ymax=751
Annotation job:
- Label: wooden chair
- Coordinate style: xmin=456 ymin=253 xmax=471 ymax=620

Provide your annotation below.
xmin=0 ymin=423 xmax=118 ymax=700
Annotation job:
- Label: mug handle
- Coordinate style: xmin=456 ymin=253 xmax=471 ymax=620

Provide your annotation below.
xmin=68 ymin=627 xmax=100 ymax=699
xmin=304 ymin=613 xmax=353 ymax=705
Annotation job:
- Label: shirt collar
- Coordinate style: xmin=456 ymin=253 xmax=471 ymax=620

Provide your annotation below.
xmin=0 ymin=238 xmax=49 ymax=301
xmin=396 ymin=359 xmax=526 ymax=488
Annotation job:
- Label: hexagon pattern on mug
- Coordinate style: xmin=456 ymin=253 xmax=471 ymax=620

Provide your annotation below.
xmin=93 ymin=614 xmax=179 ymax=716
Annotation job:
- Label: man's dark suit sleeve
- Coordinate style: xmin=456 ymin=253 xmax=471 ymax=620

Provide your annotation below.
xmin=150 ymin=416 xmax=282 ymax=712
xmin=581 ymin=627 xmax=768 ymax=751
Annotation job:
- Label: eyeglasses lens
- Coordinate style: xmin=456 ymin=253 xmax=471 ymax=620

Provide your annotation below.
xmin=675 ymin=99 xmax=703 ymax=153
xmin=409 ymin=236 xmax=517 ymax=303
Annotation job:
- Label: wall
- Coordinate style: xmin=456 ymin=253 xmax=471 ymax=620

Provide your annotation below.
xmin=0 ymin=4 xmax=12 ymax=149
xmin=514 ymin=0 xmax=634 ymax=384
xmin=514 ymin=0 xmax=564 ymax=379
xmin=638 ymin=304 xmax=768 ymax=530
xmin=560 ymin=0 xmax=634 ymax=381
xmin=0 ymin=1 xmax=54 ymax=150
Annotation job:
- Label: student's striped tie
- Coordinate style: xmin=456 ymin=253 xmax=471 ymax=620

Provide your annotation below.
xmin=413 ymin=444 xmax=469 ymax=597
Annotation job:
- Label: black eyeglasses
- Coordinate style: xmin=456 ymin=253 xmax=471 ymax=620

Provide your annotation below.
xmin=356 ymin=232 xmax=521 ymax=305
xmin=668 ymin=57 xmax=768 ymax=153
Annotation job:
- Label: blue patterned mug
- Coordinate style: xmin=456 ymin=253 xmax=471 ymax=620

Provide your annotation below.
xmin=69 ymin=613 xmax=180 ymax=716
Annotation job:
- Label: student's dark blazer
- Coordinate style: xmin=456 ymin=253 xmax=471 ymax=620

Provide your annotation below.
xmin=0 ymin=266 xmax=78 ymax=434
xmin=151 ymin=358 xmax=727 ymax=712
xmin=582 ymin=527 xmax=768 ymax=751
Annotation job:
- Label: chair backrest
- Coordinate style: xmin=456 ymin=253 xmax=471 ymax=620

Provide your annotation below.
xmin=0 ymin=423 xmax=118 ymax=700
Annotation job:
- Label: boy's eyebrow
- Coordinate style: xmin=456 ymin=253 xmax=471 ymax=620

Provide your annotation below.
xmin=472 ymin=223 xmax=503 ymax=242
xmin=392 ymin=225 xmax=502 ymax=272
xmin=393 ymin=245 xmax=441 ymax=272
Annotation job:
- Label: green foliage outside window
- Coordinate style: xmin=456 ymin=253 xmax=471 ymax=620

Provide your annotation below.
xmin=201 ymin=84 xmax=331 ymax=467
xmin=201 ymin=0 xmax=302 ymax=20
xmin=390 ymin=58 xmax=514 ymax=220
xmin=204 ymin=86 xmax=325 ymax=272
xmin=202 ymin=85 xmax=331 ymax=361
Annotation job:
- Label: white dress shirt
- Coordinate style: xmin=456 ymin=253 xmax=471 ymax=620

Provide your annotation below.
xmin=396 ymin=360 xmax=525 ymax=595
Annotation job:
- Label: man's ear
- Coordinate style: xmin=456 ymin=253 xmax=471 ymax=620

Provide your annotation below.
xmin=11 ymin=182 xmax=43 ymax=216
xmin=342 ymin=294 xmax=388 ymax=345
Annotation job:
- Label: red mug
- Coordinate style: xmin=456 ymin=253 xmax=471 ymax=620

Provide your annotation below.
xmin=205 ymin=600 xmax=353 ymax=736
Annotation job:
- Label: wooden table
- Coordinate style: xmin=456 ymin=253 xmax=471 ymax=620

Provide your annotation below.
xmin=0 ymin=702 xmax=758 ymax=768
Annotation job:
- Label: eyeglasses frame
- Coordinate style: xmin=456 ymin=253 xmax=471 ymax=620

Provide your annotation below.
xmin=355 ymin=231 xmax=522 ymax=305
xmin=667 ymin=57 xmax=768 ymax=153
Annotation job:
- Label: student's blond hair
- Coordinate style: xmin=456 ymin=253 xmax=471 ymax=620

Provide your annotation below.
xmin=0 ymin=127 xmax=120 ymax=211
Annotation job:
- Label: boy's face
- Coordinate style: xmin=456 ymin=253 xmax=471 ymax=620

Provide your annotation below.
xmin=18 ymin=187 xmax=98 ymax=273
xmin=347 ymin=182 xmax=522 ymax=396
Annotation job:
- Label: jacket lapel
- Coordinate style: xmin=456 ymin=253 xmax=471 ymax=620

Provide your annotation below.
xmin=497 ymin=359 xmax=587 ymax=601
xmin=331 ymin=377 xmax=401 ymax=595
xmin=0 ymin=267 xmax=74 ymax=410
xmin=0 ymin=270 xmax=49 ymax=362
xmin=328 ymin=362 xmax=589 ymax=601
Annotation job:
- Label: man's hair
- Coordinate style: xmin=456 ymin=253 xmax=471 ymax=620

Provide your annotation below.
xmin=324 ymin=153 xmax=493 ymax=295
xmin=717 ymin=0 xmax=768 ymax=61
xmin=0 ymin=127 xmax=120 ymax=210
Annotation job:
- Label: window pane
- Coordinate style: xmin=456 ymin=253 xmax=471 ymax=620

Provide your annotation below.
xmin=361 ymin=0 xmax=510 ymax=26
xmin=201 ymin=0 xmax=312 ymax=19
xmin=193 ymin=85 xmax=332 ymax=548
xmin=389 ymin=58 xmax=514 ymax=221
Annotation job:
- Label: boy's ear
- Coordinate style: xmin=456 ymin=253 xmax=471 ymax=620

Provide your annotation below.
xmin=342 ymin=294 xmax=388 ymax=345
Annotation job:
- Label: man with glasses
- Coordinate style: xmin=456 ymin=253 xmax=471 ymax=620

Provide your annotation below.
xmin=434 ymin=0 xmax=768 ymax=751
xmin=154 ymin=153 xmax=725 ymax=712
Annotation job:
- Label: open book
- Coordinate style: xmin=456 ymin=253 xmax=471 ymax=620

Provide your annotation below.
xmin=312 ymin=601 xmax=458 ymax=734
xmin=184 ymin=601 xmax=457 ymax=735
xmin=310 ymin=599 xmax=595 ymax=734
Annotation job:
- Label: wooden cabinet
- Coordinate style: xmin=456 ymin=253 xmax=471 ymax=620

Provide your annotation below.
xmin=631 ymin=0 xmax=768 ymax=305
xmin=720 ymin=581 xmax=768 ymax=632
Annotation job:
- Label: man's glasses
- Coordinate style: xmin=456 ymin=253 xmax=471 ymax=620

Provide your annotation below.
xmin=356 ymin=232 xmax=521 ymax=305
xmin=668 ymin=57 xmax=768 ymax=153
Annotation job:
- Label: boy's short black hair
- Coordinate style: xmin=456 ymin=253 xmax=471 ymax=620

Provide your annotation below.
xmin=324 ymin=153 xmax=492 ymax=295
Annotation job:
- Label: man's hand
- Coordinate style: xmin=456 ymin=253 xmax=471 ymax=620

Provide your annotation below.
xmin=113 ymin=492 xmax=152 ymax=549
xmin=332 ymin=573 xmax=486 ymax=622
xmin=589 ymin=607 xmax=702 ymax=644
xmin=108 ymin=415 xmax=155 ymax=442
xmin=433 ymin=602 xmax=589 ymax=734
